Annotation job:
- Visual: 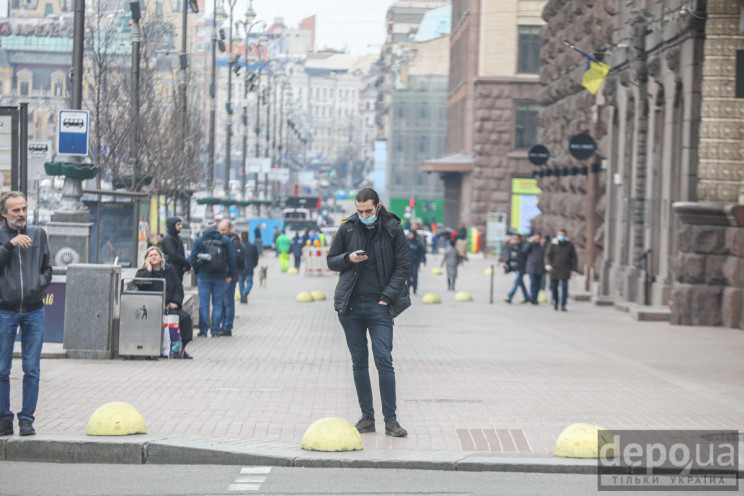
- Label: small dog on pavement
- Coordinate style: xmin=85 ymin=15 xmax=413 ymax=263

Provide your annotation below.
xmin=258 ymin=266 xmax=267 ymax=287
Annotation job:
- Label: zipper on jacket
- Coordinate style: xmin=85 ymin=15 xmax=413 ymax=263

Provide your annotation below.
xmin=18 ymin=237 xmax=24 ymax=309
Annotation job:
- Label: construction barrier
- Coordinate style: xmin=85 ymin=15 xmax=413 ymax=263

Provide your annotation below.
xmin=303 ymin=246 xmax=334 ymax=276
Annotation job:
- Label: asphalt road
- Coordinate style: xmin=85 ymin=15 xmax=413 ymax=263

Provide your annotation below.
xmin=0 ymin=462 xmax=703 ymax=496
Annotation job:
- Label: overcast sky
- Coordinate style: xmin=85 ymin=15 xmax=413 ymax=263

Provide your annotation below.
xmin=232 ymin=0 xmax=391 ymax=55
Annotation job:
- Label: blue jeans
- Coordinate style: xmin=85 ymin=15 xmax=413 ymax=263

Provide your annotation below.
xmin=338 ymin=301 xmax=397 ymax=423
xmin=0 ymin=308 xmax=44 ymax=423
xmin=239 ymin=273 xmax=254 ymax=297
xmin=219 ymin=279 xmax=238 ymax=331
xmin=529 ymin=273 xmax=543 ymax=302
xmin=197 ymin=276 xmax=227 ymax=335
xmin=550 ymin=278 xmax=569 ymax=308
xmin=507 ymin=271 xmax=529 ymax=301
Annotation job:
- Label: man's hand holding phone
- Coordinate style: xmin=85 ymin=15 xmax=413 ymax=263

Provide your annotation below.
xmin=350 ymin=250 xmax=368 ymax=263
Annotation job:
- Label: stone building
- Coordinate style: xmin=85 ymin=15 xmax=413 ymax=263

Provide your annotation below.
xmin=536 ymin=0 xmax=744 ymax=329
xmin=530 ymin=0 xmax=614 ymax=288
xmin=386 ymin=8 xmax=450 ymax=221
xmin=421 ymin=0 xmax=546 ymax=233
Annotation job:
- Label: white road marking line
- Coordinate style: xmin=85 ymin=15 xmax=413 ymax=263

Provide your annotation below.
xmin=234 ymin=476 xmax=267 ymax=483
xmin=240 ymin=466 xmax=272 ymax=474
xmin=227 ymin=483 xmax=261 ymax=491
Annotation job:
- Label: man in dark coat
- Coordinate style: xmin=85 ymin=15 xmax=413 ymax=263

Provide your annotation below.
xmin=503 ymin=234 xmax=529 ymax=303
xmin=406 ymin=230 xmax=426 ymax=294
xmin=239 ymin=232 xmax=259 ymax=304
xmin=523 ymin=233 xmax=546 ymax=304
xmin=161 ymin=217 xmax=190 ymax=283
xmin=545 ymin=229 xmax=578 ymax=311
xmin=327 ymin=187 xmax=410 ymax=438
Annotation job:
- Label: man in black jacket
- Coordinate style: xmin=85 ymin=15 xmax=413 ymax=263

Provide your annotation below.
xmin=502 ymin=233 xmax=529 ymax=303
xmin=161 ymin=217 xmax=190 ymax=283
xmin=327 ymin=187 xmax=411 ymax=438
xmin=0 ymin=192 xmax=53 ymax=437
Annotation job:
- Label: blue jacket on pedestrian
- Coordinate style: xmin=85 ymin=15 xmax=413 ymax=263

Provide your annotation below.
xmin=189 ymin=229 xmax=236 ymax=279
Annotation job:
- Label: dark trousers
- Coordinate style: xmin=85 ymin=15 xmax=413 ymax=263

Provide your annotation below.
xmin=528 ymin=273 xmax=543 ymax=302
xmin=550 ymin=278 xmax=569 ymax=308
xmin=338 ymin=300 xmax=397 ymax=423
xmin=408 ymin=262 xmax=420 ymax=292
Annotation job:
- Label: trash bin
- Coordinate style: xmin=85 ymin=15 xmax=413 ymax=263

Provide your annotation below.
xmin=118 ymin=277 xmax=165 ymax=357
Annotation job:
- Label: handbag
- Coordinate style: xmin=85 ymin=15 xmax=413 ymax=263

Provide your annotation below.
xmin=162 ymin=312 xmax=183 ymax=358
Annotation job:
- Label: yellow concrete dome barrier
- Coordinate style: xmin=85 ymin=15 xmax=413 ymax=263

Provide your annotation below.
xmin=87 ymin=402 xmax=147 ymax=436
xmin=555 ymin=423 xmax=615 ymax=458
xmin=484 ymin=267 xmax=494 ymax=275
xmin=431 ymin=267 xmax=443 ymax=275
xmin=287 ymin=267 xmax=299 ymax=274
xmin=422 ymin=293 xmax=441 ymax=304
xmin=296 ymin=291 xmax=315 ymax=302
xmin=311 ymin=290 xmax=326 ymax=301
xmin=301 ymin=417 xmax=363 ymax=452
xmin=455 ymin=291 xmax=473 ymax=301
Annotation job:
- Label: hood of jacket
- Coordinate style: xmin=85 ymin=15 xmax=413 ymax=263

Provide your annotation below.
xmin=202 ymin=229 xmax=222 ymax=240
xmin=166 ymin=216 xmax=181 ymax=236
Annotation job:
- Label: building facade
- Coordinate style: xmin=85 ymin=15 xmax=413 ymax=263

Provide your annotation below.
xmin=536 ymin=0 xmax=744 ymax=329
xmin=422 ymin=0 xmax=545 ymax=235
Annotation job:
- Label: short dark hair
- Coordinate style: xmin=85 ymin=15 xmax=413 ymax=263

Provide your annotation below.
xmin=0 ymin=191 xmax=25 ymax=214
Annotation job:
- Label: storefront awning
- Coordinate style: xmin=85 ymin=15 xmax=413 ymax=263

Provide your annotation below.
xmin=419 ymin=153 xmax=474 ymax=173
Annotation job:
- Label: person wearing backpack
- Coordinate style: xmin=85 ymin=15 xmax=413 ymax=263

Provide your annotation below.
xmin=216 ymin=220 xmax=243 ymax=336
xmin=189 ymin=221 xmax=236 ymax=338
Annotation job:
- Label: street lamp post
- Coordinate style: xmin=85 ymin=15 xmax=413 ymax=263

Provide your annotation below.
xmin=236 ymin=5 xmax=262 ymax=202
xmin=223 ymin=0 xmax=240 ymax=201
xmin=253 ymin=35 xmax=266 ymax=200
xmin=129 ymin=1 xmax=142 ymax=191
xmin=207 ymin=0 xmax=226 ymax=210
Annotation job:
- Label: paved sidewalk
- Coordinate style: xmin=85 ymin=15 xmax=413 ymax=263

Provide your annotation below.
xmin=3 ymin=252 xmax=744 ymax=470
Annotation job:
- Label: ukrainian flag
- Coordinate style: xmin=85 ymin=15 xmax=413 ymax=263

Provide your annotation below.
xmin=570 ymin=45 xmax=611 ymax=95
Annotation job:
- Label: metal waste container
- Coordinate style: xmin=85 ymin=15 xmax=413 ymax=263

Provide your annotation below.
xmin=119 ymin=277 xmax=165 ymax=357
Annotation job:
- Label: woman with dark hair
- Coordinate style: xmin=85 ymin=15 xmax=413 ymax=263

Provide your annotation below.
xmin=134 ymin=246 xmax=193 ymax=359
xmin=327 ymin=187 xmax=411 ymax=437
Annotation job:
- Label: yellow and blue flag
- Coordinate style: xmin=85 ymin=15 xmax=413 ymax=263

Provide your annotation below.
xmin=571 ymin=45 xmax=611 ymax=95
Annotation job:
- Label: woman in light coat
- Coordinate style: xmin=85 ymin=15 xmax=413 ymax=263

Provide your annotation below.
xmin=441 ymin=240 xmax=460 ymax=291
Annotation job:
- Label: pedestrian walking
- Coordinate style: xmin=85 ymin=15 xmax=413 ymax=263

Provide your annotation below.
xmin=523 ymin=233 xmax=546 ymax=304
xmin=189 ymin=221 xmax=236 ymax=337
xmin=441 ymin=240 xmax=459 ymax=291
xmin=216 ymin=220 xmax=243 ymax=336
xmin=239 ymin=232 xmax=259 ymax=304
xmin=455 ymin=224 xmax=468 ymax=262
xmin=161 ymin=216 xmax=190 ymax=283
xmin=275 ymin=230 xmax=291 ymax=272
xmin=134 ymin=246 xmax=193 ymax=358
xmin=327 ymin=187 xmax=411 ymax=438
xmin=503 ymin=234 xmax=529 ymax=303
xmin=406 ymin=230 xmax=426 ymax=294
xmin=290 ymin=233 xmax=303 ymax=270
xmin=253 ymin=224 xmax=263 ymax=256
xmin=545 ymin=229 xmax=578 ymax=311
xmin=272 ymin=226 xmax=280 ymax=256
xmin=0 ymin=192 xmax=53 ymax=436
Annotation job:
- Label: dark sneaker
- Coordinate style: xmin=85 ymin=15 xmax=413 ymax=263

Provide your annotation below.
xmin=197 ymin=332 xmax=208 ymax=338
xmin=19 ymin=419 xmax=35 ymax=436
xmin=0 ymin=419 xmax=12 ymax=436
xmin=561 ymin=307 xmax=567 ymax=312
xmin=504 ymin=298 xmax=511 ymax=304
xmin=217 ymin=329 xmax=232 ymax=337
xmin=182 ymin=352 xmax=193 ymax=359
xmin=385 ymin=420 xmax=407 ymax=437
xmin=355 ymin=416 xmax=375 ymax=433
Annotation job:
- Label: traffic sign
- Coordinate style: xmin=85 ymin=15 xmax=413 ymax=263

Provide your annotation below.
xmin=57 ymin=110 xmax=89 ymax=156
xmin=245 ymin=158 xmax=271 ymax=174
xmin=568 ymin=133 xmax=596 ymax=160
xmin=528 ymin=144 xmax=550 ymax=166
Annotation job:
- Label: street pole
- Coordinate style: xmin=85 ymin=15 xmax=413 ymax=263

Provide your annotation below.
xmin=130 ymin=0 xmax=141 ymax=191
xmin=253 ymin=47 xmax=262 ymax=200
xmin=207 ymin=0 xmax=219 ymax=202
xmin=224 ymin=0 xmax=236 ymax=199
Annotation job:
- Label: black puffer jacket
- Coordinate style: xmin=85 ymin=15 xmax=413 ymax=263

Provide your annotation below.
xmin=327 ymin=213 xmax=411 ymax=318
xmin=134 ymin=264 xmax=184 ymax=307
xmin=161 ymin=217 xmax=190 ymax=275
xmin=0 ymin=223 xmax=53 ymax=312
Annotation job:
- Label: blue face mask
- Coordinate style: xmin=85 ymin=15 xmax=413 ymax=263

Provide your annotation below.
xmin=360 ymin=212 xmax=377 ymax=226
xmin=557 ymin=235 xmax=566 ymax=242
